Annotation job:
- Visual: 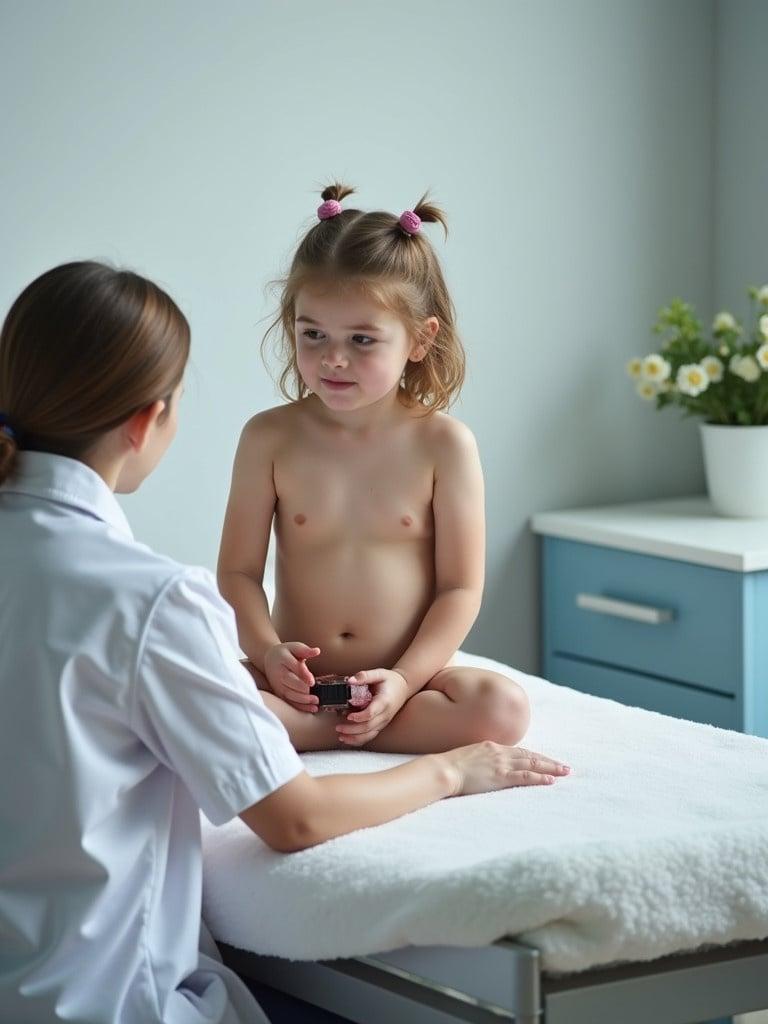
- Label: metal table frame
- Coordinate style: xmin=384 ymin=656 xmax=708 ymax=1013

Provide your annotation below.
xmin=221 ymin=937 xmax=768 ymax=1024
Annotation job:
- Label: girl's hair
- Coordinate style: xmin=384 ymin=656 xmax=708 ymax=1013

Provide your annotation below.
xmin=264 ymin=183 xmax=465 ymax=412
xmin=0 ymin=261 xmax=190 ymax=485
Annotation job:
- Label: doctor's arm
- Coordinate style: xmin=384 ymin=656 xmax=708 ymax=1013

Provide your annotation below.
xmin=240 ymin=742 xmax=565 ymax=854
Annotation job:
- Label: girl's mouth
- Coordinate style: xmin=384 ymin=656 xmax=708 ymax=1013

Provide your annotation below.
xmin=320 ymin=378 xmax=355 ymax=390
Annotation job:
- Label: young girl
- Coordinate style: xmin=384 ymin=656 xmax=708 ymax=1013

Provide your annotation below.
xmin=218 ymin=183 xmax=532 ymax=754
xmin=0 ymin=261 xmax=567 ymax=1024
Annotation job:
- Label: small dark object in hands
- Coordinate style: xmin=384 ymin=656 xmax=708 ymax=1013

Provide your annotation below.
xmin=314 ymin=674 xmax=372 ymax=713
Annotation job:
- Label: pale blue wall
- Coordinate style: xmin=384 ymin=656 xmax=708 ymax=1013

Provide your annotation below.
xmin=1 ymin=1 xmax=722 ymax=671
xmin=713 ymin=0 xmax=768 ymax=310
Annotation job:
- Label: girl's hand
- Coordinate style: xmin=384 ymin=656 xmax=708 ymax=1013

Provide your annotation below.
xmin=335 ymin=669 xmax=409 ymax=746
xmin=263 ymin=642 xmax=321 ymax=712
xmin=440 ymin=742 xmax=571 ymax=796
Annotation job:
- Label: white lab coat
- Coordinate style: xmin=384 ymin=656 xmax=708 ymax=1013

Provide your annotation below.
xmin=0 ymin=452 xmax=304 ymax=1023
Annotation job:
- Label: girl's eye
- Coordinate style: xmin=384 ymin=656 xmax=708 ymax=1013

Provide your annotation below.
xmin=352 ymin=335 xmax=376 ymax=346
xmin=301 ymin=329 xmax=324 ymax=341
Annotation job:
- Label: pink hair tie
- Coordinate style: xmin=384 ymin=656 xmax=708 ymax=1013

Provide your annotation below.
xmin=399 ymin=210 xmax=422 ymax=235
xmin=317 ymin=199 xmax=343 ymax=220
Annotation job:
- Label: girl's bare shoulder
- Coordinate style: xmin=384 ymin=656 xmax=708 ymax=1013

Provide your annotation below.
xmin=240 ymin=400 xmax=309 ymax=445
xmin=414 ymin=409 xmax=479 ymax=459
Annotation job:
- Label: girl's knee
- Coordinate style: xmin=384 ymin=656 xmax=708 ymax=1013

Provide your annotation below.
xmin=470 ymin=673 xmax=530 ymax=746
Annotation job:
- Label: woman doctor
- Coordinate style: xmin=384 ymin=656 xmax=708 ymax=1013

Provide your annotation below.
xmin=0 ymin=262 xmax=567 ymax=1024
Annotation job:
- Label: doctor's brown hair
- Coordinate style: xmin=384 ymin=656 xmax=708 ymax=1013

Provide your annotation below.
xmin=0 ymin=261 xmax=190 ymax=484
xmin=263 ymin=182 xmax=465 ymax=412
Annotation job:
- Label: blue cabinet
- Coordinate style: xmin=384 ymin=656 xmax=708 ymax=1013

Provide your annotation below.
xmin=534 ymin=500 xmax=768 ymax=738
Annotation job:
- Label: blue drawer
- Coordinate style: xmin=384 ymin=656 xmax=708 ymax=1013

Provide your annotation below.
xmin=543 ymin=538 xmax=742 ymax=696
xmin=546 ymin=653 xmax=737 ymax=729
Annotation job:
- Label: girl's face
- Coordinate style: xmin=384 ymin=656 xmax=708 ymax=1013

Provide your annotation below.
xmin=294 ymin=285 xmax=432 ymax=413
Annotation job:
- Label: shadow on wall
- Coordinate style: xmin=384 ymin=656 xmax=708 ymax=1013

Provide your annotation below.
xmin=467 ymin=525 xmax=539 ymax=675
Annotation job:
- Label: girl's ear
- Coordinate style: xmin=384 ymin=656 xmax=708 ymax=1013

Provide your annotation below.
xmin=409 ymin=316 xmax=439 ymax=363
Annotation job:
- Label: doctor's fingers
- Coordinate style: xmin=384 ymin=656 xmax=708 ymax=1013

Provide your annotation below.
xmin=511 ymin=749 xmax=571 ymax=774
xmin=507 ymin=753 xmax=570 ymax=780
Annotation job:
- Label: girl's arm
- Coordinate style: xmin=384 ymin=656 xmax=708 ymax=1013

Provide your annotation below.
xmin=219 ymin=414 xmax=320 ymax=710
xmin=217 ymin=414 xmax=282 ymax=668
xmin=390 ymin=417 xmax=485 ymax=695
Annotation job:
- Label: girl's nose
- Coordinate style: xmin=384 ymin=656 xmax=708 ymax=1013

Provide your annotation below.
xmin=322 ymin=344 xmax=348 ymax=368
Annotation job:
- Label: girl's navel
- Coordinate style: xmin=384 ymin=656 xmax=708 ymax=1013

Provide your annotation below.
xmin=401 ymin=515 xmax=413 ymax=527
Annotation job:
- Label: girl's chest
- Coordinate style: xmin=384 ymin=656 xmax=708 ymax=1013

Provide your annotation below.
xmin=273 ymin=442 xmax=435 ymax=542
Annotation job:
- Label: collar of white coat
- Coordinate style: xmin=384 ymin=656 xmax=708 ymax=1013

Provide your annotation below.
xmin=1 ymin=451 xmax=134 ymax=539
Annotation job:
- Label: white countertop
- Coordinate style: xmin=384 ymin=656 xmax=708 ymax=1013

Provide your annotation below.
xmin=531 ymin=496 xmax=768 ymax=572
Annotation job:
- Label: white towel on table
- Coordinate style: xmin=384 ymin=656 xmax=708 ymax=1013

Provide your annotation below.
xmin=201 ymin=652 xmax=768 ymax=974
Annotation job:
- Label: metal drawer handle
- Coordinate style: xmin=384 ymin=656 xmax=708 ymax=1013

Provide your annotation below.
xmin=576 ymin=592 xmax=674 ymax=625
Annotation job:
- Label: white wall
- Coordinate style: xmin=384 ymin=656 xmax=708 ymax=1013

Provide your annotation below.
xmin=1 ymin=0 xmax=716 ymax=671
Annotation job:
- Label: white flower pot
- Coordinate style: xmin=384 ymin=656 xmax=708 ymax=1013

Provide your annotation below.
xmin=700 ymin=423 xmax=768 ymax=517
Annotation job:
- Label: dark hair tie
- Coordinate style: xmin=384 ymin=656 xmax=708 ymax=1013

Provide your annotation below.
xmin=0 ymin=414 xmax=17 ymax=442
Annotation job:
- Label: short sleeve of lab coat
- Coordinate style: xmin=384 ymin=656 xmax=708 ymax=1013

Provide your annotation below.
xmin=132 ymin=567 xmax=304 ymax=825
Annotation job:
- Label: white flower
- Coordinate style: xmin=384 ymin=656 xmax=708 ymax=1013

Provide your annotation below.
xmin=760 ymin=314 xmax=768 ymax=340
xmin=719 ymin=344 xmax=730 ymax=357
xmin=676 ymin=363 xmax=710 ymax=396
xmin=732 ymin=355 xmax=761 ymax=382
xmin=701 ymin=355 xmax=724 ymax=382
xmin=658 ymin=379 xmax=674 ymax=394
xmin=626 ymin=357 xmax=643 ymax=380
xmin=713 ymin=311 xmax=740 ymax=334
xmin=757 ymin=344 xmax=768 ymax=370
xmin=636 ymin=380 xmax=658 ymax=401
xmin=729 ymin=353 xmax=742 ymax=373
xmin=641 ymin=354 xmax=671 ymax=382
xmin=758 ymin=285 xmax=768 ymax=306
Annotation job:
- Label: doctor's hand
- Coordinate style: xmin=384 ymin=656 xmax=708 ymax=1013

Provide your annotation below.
xmin=263 ymin=642 xmax=321 ymax=712
xmin=334 ymin=669 xmax=409 ymax=746
xmin=441 ymin=743 xmax=571 ymax=797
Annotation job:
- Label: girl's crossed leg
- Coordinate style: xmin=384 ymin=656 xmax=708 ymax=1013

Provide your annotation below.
xmin=249 ymin=663 xmax=530 ymax=755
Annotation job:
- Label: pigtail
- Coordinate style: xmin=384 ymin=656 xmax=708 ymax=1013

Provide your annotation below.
xmin=411 ymin=192 xmax=448 ymax=239
xmin=320 ymin=182 xmax=356 ymax=204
